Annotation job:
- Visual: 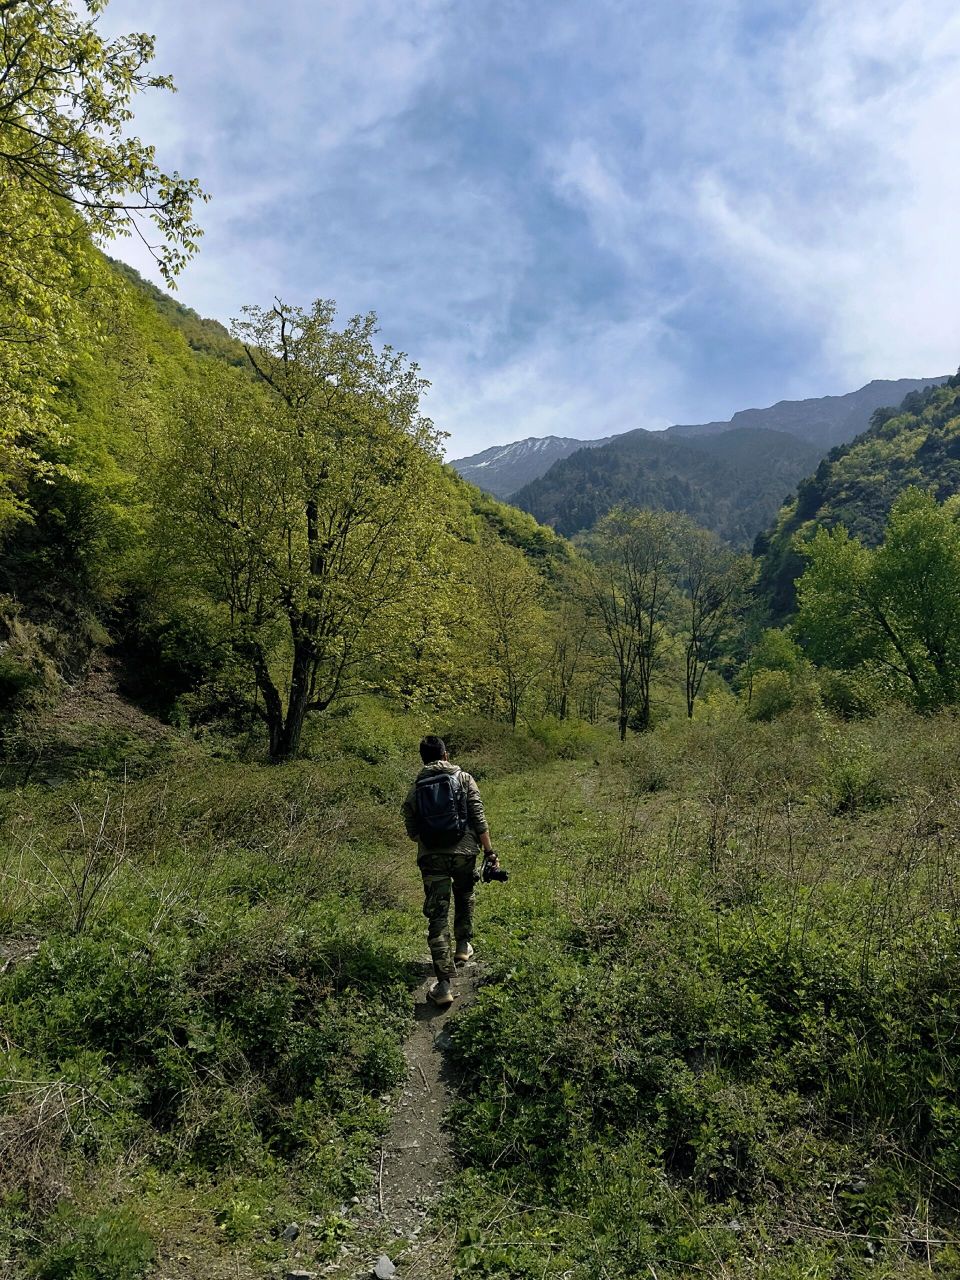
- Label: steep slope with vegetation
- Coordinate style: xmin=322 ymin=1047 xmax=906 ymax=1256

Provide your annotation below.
xmin=757 ymin=375 xmax=960 ymax=618
xmin=107 ymin=259 xmax=247 ymax=367
xmin=513 ymin=425 xmax=820 ymax=544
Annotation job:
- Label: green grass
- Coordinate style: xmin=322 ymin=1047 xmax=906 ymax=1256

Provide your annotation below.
xmin=442 ymin=707 xmax=960 ymax=1278
xmin=0 ymin=729 xmax=427 ymax=1277
xmin=0 ymin=702 xmax=606 ymax=1278
xmin=4 ymin=699 xmax=960 ymax=1278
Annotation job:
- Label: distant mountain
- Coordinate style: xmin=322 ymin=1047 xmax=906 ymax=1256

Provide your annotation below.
xmin=451 ymin=377 xmax=949 ymax=506
xmin=666 ymin=377 xmax=949 ymax=449
xmin=450 ymin=435 xmax=611 ymax=498
xmin=512 ymin=427 xmax=823 ymax=546
xmin=757 ymin=374 xmax=960 ymax=619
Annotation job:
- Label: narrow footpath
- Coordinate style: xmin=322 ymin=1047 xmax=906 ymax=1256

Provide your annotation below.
xmin=319 ymin=955 xmax=480 ymax=1280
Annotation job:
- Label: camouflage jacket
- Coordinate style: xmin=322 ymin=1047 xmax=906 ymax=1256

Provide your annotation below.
xmin=401 ymin=760 xmax=488 ymax=857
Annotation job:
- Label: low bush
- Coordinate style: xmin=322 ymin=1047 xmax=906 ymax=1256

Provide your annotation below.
xmin=448 ymin=906 xmax=960 ymax=1275
xmin=31 ymin=1205 xmax=154 ymax=1280
xmin=524 ymin=716 xmax=604 ymax=761
xmin=438 ymin=707 xmax=960 ymax=1278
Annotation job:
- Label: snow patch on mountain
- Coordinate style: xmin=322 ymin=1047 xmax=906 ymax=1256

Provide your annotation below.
xmin=450 ymin=435 xmax=612 ymax=499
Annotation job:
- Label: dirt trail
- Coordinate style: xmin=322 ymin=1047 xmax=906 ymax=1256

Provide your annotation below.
xmin=320 ymin=955 xmax=480 ymax=1280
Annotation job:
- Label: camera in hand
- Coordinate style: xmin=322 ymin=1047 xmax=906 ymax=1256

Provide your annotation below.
xmin=481 ymin=852 xmax=509 ymax=883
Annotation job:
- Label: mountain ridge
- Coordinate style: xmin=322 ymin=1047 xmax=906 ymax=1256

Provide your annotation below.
xmin=451 ymin=376 xmax=949 ymax=503
xmin=511 ymin=425 xmax=822 ymax=547
xmin=450 ymin=434 xmax=613 ymax=498
xmin=667 ymin=376 xmax=948 ymax=448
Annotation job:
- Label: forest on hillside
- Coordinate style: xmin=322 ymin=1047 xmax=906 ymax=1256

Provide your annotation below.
xmin=511 ymin=426 xmax=822 ymax=545
xmin=5 ymin=5 xmax=960 ymax=1280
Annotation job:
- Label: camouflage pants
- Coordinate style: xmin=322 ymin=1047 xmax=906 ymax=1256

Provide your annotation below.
xmin=419 ymin=848 xmax=477 ymax=980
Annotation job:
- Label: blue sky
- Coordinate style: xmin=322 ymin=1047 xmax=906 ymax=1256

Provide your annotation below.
xmin=103 ymin=0 xmax=960 ymax=457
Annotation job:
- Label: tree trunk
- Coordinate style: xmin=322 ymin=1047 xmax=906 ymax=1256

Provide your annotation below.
xmin=618 ymin=672 xmax=629 ymax=741
xmin=253 ymin=652 xmax=285 ymax=760
xmin=686 ymin=653 xmax=696 ymax=718
xmin=270 ymin=641 xmax=314 ymax=761
xmin=636 ymin=664 xmax=652 ymax=732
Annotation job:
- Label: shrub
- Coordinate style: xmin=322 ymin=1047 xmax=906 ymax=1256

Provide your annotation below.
xmin=1 ymin=905 xmax=410 ymax=1197
xmin=746 ymin=669 xmax=795 ymax=721
xmin=115 ymin=597 xmax=231 ymax=720
xmin=525 ymin=716 xmax=602 ymax=761
xmin=820 ymin=736 xmax=891 ymax=815
xmin=818 ymin=668 xmax=884 ymax=718
xmin=32 ymin=1205 xmax=153 ymax=1280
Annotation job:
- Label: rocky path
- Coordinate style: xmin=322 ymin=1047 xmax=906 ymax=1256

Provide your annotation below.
xmin=320 ymin=955 xmax=480 ymax=1280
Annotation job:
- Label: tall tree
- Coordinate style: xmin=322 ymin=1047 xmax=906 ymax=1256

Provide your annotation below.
xmin=544 ymin=559 xmax=591 ymax=721
xmin=148 ymin=303 xmax=442 ymax=760
xmin=797 ymin=488 xmax=960 ymax=709
xmin=585 ymin=507 xmax=678 ymax=739
xmin=674 ymin=521 xmax=751 ymax=717
xmin=471 ymin=533 xmax=547 ymax=728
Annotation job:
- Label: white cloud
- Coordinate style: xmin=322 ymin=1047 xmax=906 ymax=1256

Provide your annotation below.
xmin=687 ymin=0 xmax=960 ymax=381
xmin=547 ymin=139 xmax=639 ymax=255
xmin=427 ymin=308 xmax=680 ymax=457
xmin=99 ymin=0 xmax=450 ymax=305
xmin=98 ymin=0 xmax=960 ymax=458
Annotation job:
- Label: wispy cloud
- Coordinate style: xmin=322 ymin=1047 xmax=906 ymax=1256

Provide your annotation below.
xmin=102 ymin=0 xmax=960 ymax=456
xmin=686 ymin=0 xmax=960 ymax=383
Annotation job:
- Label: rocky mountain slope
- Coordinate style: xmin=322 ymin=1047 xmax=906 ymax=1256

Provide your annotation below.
xmin=667 ymin=376 xmax=948 ymax=448
xmin=450 ymin=435 xmax=611 ymax=498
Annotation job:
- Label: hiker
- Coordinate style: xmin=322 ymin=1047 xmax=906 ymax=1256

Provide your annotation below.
xmin=402 ymin=735 xmax=499 ymax=1007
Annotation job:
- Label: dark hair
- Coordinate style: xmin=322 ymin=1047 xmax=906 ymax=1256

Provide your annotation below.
xmin=419 ymin=735 xmax=447 ymax=764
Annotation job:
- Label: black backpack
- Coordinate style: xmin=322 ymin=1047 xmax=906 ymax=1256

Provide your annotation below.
xmin=415 ymin=769 xmax=469 ymax=849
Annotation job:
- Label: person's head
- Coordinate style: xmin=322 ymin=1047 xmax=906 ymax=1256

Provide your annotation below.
xmin=419 ymin=735 xmax=448 ymax=764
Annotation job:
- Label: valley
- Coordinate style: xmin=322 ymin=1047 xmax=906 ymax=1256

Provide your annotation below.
xmin=4 ymin=6 xmax=960 ymax=1280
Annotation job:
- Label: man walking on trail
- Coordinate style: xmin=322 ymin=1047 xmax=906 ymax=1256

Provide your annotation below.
xmin=402 ymin=735 xmax=499 ymax=1007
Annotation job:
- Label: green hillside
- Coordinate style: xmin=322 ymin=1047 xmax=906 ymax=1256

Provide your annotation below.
xmin=756 ymin=375 xmax=960 ymax=618
xmin=107 ymin=259 xmax=248 ymax=367
xmin=512 ymin=425 xmax=821 ymax=545
xmin=0 ymin=250 xmax=570 ymax=751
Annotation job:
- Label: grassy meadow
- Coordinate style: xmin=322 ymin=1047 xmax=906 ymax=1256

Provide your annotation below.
xmin=3 ymin=700 xmax=960 ymax=1278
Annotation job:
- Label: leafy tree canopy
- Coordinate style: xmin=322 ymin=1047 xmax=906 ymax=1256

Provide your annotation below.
xmin=0 ymin=0 xmax=205 ymax=530
xmin=796 ymin=488 xmax=960 ymax=710
xmin=0 ymin=0 xmax=204 ymax=279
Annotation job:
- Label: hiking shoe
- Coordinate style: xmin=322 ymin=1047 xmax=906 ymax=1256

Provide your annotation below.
xmin=454 ymin=942 xmax=474 ymax=964
xmin=428 ymin=979 xmax=455 ymax=1007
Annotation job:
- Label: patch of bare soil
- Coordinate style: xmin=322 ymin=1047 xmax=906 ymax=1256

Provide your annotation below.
xmin=0 ymin=937 xmax=40 ymax=976
xmin=316 ymin=955 xmax=481 ymax=1280
xmin=43 ymin=652 xmax=171 ymax=743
